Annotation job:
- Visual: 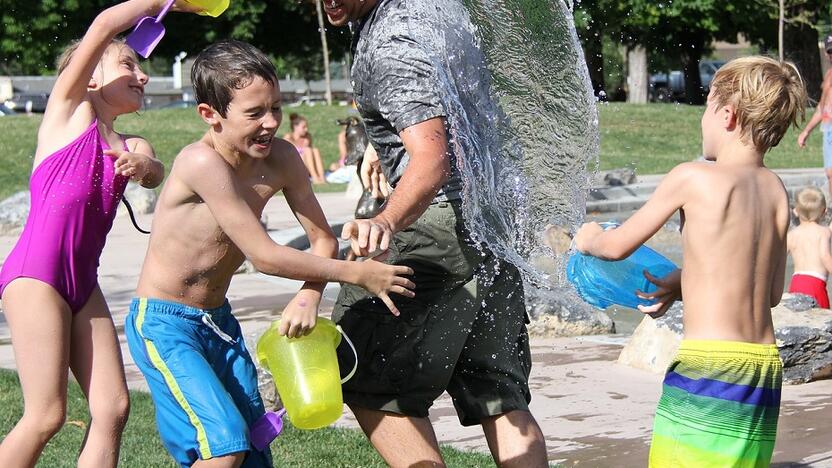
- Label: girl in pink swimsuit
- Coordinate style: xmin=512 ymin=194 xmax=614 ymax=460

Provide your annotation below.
xmin=0 ymin=1 xmax=193 ymax=466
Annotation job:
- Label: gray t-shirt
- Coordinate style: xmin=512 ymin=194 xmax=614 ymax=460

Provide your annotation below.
xmin=351 ymin=0 xmax=463 ymax=203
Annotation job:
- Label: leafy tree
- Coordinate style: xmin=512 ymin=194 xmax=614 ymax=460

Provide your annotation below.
xmin=610 ymin=0 xmax=747 ymax=105
xmin=736 ymin=0 xmax=828 ymax=102
xmin=0 ymin=0 xmax=351 ymax=79
xmin=0 ymin=0 xmax=109 ymax=74
xmin=574 ymin=0 xmax=619 ymax=98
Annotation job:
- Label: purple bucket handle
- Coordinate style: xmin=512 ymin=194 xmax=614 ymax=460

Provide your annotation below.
xmin=250 ymin=408 xmax=287 ymax=452
xmin=155 ymin=0 xmax=175 ymax=23
xmin=126 ymin=0 xmax=176 ymax=58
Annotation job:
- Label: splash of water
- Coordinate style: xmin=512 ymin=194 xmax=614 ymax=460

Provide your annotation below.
xmin=407 ymin=0 xmax=599 ymax=287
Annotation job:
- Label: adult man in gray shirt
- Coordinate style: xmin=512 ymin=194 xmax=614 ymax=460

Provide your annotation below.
xmin=325 ymin=1 xmax=548 ymax=466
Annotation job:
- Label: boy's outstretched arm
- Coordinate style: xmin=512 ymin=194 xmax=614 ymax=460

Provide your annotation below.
xmin=176 ymin=147 xmax=415 ymax=315
xmin=574 ymin=163 xmax=694 ymax=260
xmin=278 ymin=145 xmax=340 ymax=337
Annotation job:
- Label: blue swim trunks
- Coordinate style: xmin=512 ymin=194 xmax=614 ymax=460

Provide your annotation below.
xmin=823 ymin=124 xmax=832 ymax=168
xmin=125 ymin=297 xmax=272 ymax=467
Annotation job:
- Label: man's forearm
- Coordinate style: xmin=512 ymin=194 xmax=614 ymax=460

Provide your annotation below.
xmin=376 ymin=162 xmax=447 ymax=232
xmin=377 ymin=118 xmax=451 ymax=232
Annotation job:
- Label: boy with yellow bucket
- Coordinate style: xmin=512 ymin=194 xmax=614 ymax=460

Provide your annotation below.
xmin=125 ymin=40 xmax=415 ymax=468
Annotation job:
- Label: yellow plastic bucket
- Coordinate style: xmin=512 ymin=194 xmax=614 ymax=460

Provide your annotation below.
xmin=183 ymin=0 xmax=229 ymax=17
xmin=256 ymin=317 xmax=357 ymax=430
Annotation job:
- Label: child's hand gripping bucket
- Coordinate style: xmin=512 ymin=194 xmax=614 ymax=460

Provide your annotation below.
xmin=256 ymin=317 xmax=357 ymax=430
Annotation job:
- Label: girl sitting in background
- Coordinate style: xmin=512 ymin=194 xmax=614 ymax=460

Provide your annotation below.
xmin=284 ymin=113 xmax=326 ymax=184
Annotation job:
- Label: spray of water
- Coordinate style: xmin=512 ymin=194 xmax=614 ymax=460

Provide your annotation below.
xmin=406 ymin=0 xmax=599 ymax=288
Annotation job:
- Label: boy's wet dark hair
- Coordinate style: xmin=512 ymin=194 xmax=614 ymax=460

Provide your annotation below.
xmin=191 ymin=39 xmax=278 ymax=117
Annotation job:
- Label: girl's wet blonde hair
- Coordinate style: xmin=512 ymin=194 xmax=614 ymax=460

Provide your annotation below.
xmin=710 ymin=56 xmax=808 ymax=153
xmin=56 ymin=37 xmax=129 ymax=76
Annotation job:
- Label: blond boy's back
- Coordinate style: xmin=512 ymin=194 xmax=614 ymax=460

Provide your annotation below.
xmin=677 ymin=162 xmax=788 ymax=343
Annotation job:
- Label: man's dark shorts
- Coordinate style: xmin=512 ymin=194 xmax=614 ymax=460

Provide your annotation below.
xmin=333 ymin=201 xmax=532 ymax=426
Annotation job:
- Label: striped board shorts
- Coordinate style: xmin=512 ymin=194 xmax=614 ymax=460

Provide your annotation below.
xmin=649 ymin=340 xmax=782 ymax=468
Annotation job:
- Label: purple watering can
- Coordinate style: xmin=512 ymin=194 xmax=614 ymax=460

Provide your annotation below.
xmin=126 ymin=0 xmax=176 ymax=58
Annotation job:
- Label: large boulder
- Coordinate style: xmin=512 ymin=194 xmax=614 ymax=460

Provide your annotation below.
xmin=526 ymin=286 xmax=616 ymax=337
xmin=618 ymin=295 xmax=832 ymax=384
xmin=617 ymin=303 xmax=683 ymax=373
xmin=780 ymin=293 xmax=817 ymax=312
xmin=0 ymin=191 xmax=30 ymax=235
xmin=772 ymin=306 xmax=832 ymax=384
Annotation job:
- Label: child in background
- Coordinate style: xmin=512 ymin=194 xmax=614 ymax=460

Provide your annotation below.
xmin=575 ymin=56 xmax=807 ymax=467
xmin=283 ymin=113 xmax=326 ymax=184
xmin=0 ymin=1 xmax=193 ymax=466
xmin=787 ymin=186 xmax=832 ymax=308
xmin=126 ymin=40 xmax=414 ymax=467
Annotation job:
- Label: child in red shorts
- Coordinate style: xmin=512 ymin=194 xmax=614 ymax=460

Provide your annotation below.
xmin=787 ymin=186 xmax=832 ymax=308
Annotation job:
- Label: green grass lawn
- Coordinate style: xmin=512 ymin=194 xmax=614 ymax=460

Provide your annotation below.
xmin=598 ymin=103 xmax=821 ymax=174
xmin=0 ymin=369 xmax=496 ymax=467
xmin=0 ymin=104 xmax=355 ymax=199
xmin=0 ymin=103 xmax=822 ymax=199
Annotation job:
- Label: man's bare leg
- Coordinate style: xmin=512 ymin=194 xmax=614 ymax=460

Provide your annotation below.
xmin=351 ymin=405 xmax=445 ymax=468
xmin=825 ymin=168 xmax=832 ymax=200
xmin=481 ymin=410 xmax=548 ymax=468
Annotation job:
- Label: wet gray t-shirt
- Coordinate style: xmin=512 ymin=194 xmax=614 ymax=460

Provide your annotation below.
xmin=351 ymin=0 xmax=463 ymax=203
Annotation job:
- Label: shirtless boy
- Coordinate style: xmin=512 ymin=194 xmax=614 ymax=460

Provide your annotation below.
xmin=787 ymin=186 xmax=832 ymax=308
xmin=575 ymin=56 xmax=807 ymax=467
xmin=124 ymin=40 xmax=414 ymax=468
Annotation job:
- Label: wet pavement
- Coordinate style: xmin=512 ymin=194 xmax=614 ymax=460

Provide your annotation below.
xmin=1 ymin=190 xmax=831 ymax=466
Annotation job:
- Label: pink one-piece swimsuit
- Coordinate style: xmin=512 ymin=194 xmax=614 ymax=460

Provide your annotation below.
xmin=0 ymin=119 xmax=128 ymax=313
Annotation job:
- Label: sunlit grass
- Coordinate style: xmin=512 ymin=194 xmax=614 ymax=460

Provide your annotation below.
xmin=0 ymin=103 xmax=821 ymax=198
xmin=0 ymin=368 xmax=497 ymax=467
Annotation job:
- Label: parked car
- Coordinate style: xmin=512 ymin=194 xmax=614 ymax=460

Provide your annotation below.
xmin=5 ymin=92 xmax=49 ymax=113
xmin=0 ymin=102 xmax=17 ymax=116
xmin=649 ymin=60 xmax=725 ymax=103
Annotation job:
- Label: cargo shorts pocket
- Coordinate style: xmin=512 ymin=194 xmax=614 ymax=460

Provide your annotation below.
xmin=337 ymin=295 xmax=430 ymax=395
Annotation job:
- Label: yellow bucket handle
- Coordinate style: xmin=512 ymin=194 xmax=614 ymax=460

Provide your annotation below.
xmin=336 ymin=325 xmax=358 ymax=383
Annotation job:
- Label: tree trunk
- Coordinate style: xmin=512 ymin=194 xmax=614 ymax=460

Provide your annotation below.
xmin=627 ymin=46 xmax=648 ymax=104
xmin=315 ymin=0 xmax=333 ymax=105
xmin=784 ymin=20 xmax=822 ymax=102
xmin=680 ymin=33 xmax=705 ymax=105
xmin=579 ymin=24 xmax=606 ymax=100
xmin=778 ymin=0 xmax=784 ymax=61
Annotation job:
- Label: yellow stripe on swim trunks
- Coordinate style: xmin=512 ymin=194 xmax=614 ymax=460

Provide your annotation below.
xmin=136 ymin=297 xmax=213 ymax=460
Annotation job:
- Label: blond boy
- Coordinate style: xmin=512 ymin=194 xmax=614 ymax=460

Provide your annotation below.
xmin=575 ymin=56 xmax=807 ymax=466
xmin=787 ymin=186 xmax=832 ymax=308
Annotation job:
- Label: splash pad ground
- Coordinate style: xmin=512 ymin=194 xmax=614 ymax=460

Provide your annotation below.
xmin=0 ymin=190 xmax=830 ymax=466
